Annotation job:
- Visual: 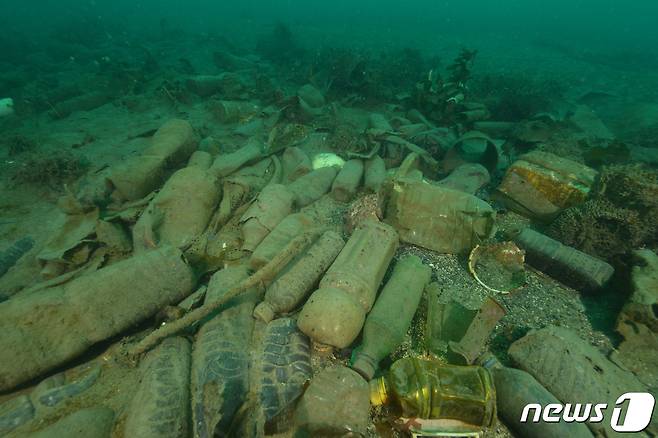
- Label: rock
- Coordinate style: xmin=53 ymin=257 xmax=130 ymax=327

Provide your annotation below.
xmin=124 ymin=337 xmax=191 ymax=438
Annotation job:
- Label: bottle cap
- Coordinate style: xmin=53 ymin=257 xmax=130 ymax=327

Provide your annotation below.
xmin=369 ymin=377 xmax=389 ymax=406
xmin=253 ymin=302 xmax=275 ymax=323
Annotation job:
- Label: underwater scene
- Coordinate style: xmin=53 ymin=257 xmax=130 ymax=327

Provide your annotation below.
xmin=0 ymin=0 xmax=657 ymax=436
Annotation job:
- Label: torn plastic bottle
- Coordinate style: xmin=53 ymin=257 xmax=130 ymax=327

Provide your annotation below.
xmin=370 ymin=357 xmax=496 ymax=437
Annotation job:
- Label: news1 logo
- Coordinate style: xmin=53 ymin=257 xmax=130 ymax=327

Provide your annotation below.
xmin=520 ymin=393 xmax=656 ymax=433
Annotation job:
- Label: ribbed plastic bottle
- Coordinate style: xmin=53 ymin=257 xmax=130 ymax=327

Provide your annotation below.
xmin=511 ymin=227 xmax=614 ymax=291
xmin=479 ymin=353 xmax=594 ymax=438
xmin=370 ymin=357 xmax=496 ymax=436
xmin=253 ymin=231 xmax=345 ymax=323
xmin=351 ymin=255 xmax=431 ymax=380
xmin=297 ymin=220 xmax=399 ymax=349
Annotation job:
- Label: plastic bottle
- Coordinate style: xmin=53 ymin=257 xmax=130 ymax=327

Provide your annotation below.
xmin=510 ymin=227 xmax=614 ymax=291
xmin=253 ymin=231 xmax=345 ymax=323
xmin=249 ymin=213 xmax=315 ymax=270
xmin=479 ymin=353 xmax=594 ymax=438
xmin=351 ymin=255 xmax=431 ymax=380
xmin=287 ymin=166 xmax=338 ymax=207
xmin=370 ymin=357 xmax=496 ymax=436
xmin=240 ymin=184 xmax=294 ymax=251
xmin=293 ymin=365 xmax=369 ymax=437
xmin=297 ymin=220 xmax=399 ymax=348
xmin=364 ymin=155 xmax=387 ymax=193
xmin=331 ymin=159 xmax=364 ymax=202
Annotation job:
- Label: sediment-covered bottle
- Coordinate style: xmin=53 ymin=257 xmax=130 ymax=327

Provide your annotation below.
xmin=436 ymin=163 xmax=490 ymax=195
xmin=298 ymin=220 xmax=399 ymax=348
xmin=125 ymin=336 xmax=191 ymax=438
xmin=249 ymin=212 xmax=315 ymax=270
xmin=370 ymin=357 xmax=496 ymax=436
xmin=287 ymin=166 xmax=338 ymax=207
xmin=479 ymin=353 xmax=594 ymax=438
xmin=282 ymin=146 xmax=312 ymax=182
xmin=240 ymin=183 xmax=294 ymax=251
xmin=211 ymin=137 xmax=264 ymax=177
xmin=364 ymin=155 xmax=387 ymax=193
xmin=253 ymin=231 xmax=345 ymax=322
xmin=191 ymin=267 xmax=257 ymax=438
xmin=351 ymin=255 xmax=431 ymax=380
xmin=331 ymin=159 xmax=364 ymax=202
xmin=510 ymin=227 xmax=614 ymax=291
xmin=294 ymin=365 xmax=370 ymax=436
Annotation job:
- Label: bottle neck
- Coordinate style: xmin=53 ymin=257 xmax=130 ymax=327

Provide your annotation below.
xmin=369 ymin=376 xmax=389 ymax=406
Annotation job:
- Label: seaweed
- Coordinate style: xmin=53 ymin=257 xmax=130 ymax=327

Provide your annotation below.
xmin=447 ymin=48 xmax=477 ymax=85
xmin=256 ymin=22 xmax=306 ymax=65
xmin=4 ymin=135 xmax=37 ymax=156
xmin=548 ymin=164 xmax=658 ymax=264
xmin=10 ymin=150 xmax=90 ymax=187
xmin=470 ymin=74 xmax=564 ymax=121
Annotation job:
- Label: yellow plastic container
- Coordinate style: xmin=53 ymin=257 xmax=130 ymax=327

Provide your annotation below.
xmin=370 ymin=357 xmax=496 ymax=437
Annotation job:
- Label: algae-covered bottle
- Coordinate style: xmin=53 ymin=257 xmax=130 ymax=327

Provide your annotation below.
xmin=352 ymin=255 xmax=431 ymax=380
xmin=510 ymin=227 xmax=614 ymax=291
xmin=370 ymin=357 xmax=496 ymax=436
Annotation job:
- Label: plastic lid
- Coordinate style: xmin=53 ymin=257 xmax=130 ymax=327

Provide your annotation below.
xmin=369 ymin=377 xmax=389 ymax=406
xmin=253 ymin=302 xmax=275 ymax=323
